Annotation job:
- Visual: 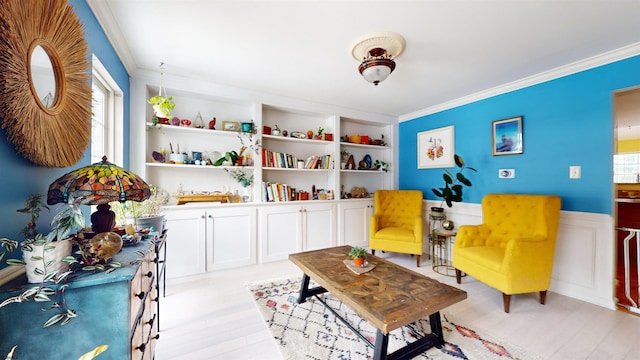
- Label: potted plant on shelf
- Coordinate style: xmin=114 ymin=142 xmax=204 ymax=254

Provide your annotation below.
xmin=348 ymin=246 xmax=368 ymax=267
xmin=374 ymin=160 xmax=389 ymax=172
xmin=148 ymin=94 xmax=176 ymax=125
xmin=431 ymin=154 xmax=476 ymax=210
xmin=226 ymin=168 xmax=254 ymax=202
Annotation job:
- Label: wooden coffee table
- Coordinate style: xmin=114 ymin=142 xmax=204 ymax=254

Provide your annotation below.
xmin=289 ymin=245 xmax=467 ymax=360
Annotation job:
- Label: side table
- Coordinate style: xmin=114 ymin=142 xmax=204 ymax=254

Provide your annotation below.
xmin=431 ymin=228 xmax=459 ymax=277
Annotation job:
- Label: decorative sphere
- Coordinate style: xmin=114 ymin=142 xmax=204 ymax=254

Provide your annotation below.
xmin=89 ymin=232 xmax=123 ymax=260
xmin=442 ymin=220 xmax=455 ymax=231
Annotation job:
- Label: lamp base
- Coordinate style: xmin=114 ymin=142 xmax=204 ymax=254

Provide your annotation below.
xmin=91 ymin=203 xmax=116 ymax=233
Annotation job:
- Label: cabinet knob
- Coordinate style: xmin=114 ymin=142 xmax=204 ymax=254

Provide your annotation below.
xmin=135 ymin=291 xmax=145 ymax=300
xmin=146 ymin=314 xmax=156 ymax=326
xmin=152 ymin=334 xmax=160 ymax=340
xmin=145 ymin=271 xmax=153 ymax=278
xmin=201 ymin=215 xmax=205 ymax=219
xmin=136 ymin=343 xmax=146 ymax=352
xmin=208 ymin=214 xmax=213 ymax=218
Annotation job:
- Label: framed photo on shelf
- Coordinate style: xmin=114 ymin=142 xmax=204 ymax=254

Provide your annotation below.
xmin=492 ymin=116 xmax=523 ymax=156
xmin=222 ymin=121 xmax=240 ymax=132
xmin=417 ymin=125 xmax=454 ymax=169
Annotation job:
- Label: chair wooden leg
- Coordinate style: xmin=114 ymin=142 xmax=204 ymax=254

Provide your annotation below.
xmin=502 ymin=293 xmax=511 ymax=313
xmin=455 ymin=269 xmax=462 ymax=284
xmin=416 ymin=255 xmax=421 ymax=267
xmin=540 ymin=290 xmax=547 ymax=305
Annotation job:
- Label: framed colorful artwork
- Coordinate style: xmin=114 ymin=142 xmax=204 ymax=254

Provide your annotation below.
xmin=417 ymin=125 xmax=454 ymax=169
xmin=492 ymin=116 xmax=523 ymax=156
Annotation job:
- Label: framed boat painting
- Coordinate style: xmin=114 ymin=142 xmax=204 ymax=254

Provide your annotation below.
xmin=492 ymin=116 xmax=523 ymax=156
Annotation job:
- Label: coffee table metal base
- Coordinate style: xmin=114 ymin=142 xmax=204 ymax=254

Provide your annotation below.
xmin=297 ymin=273 xmax=445 ymax=360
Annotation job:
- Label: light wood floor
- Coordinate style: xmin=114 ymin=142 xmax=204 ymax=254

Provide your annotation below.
xmin=155 ymin=252 xmax=640 ymax=360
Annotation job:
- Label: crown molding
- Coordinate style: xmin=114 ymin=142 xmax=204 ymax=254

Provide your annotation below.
xmin=86 ymin=0 xmax=136 ymax=75
xmin=399 ymin=42 xmax=640 ymax=122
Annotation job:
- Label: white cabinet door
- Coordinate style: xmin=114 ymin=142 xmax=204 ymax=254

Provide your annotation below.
xmin=259 ymin=205 xmax=302 ymax=262
xmin=163 ymin=208 xmax=207 ymax=279
xmin=206 ymin=207 xmax=257 ymax=270
xmin=302 ymin=203 xmax=335 ymax=251
xmin=338 ymin=199 xmax=374 ymax=248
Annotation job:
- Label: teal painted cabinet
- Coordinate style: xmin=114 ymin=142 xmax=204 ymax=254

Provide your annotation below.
xmin=0 ymin=232 xmax=166 ymax=359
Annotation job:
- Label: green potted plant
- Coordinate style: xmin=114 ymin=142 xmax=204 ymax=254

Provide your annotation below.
xmin=225 ymin=168 xmax=254 ymax=202
xmin=431 ymin=154 xmax=476 ymax=209
xmin=148 ymin=94 xmax=176 ymax=121
xmin=374 ymin=160 xmax=389 ymax=172
xmin=348 ymin=246 xmax=368 ymax=267
xmin=0 ymin=195 xmax=87 ymax=327
xmin=110 ymin=185 xmax=169 ymax=232
xmin=213 ymin=150 xmax=239 ymax=166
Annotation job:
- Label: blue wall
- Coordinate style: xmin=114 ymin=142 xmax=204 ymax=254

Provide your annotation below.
xmin=399 ymin=54 xmax=640 ymax=214
xmin=0 ymin=0 xmax=128 ymax=242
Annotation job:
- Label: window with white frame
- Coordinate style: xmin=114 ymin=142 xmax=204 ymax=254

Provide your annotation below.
xmin=91 ymin=55 xmax=124 ymax=166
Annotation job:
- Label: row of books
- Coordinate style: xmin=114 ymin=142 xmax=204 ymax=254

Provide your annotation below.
xmin=261 ymin=148 xmax=333 ymax=169
xmin=262 ymin=182 xmax=298 ymax=202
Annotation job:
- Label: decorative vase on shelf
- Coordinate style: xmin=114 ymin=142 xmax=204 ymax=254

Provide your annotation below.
xmin=242 ymin=187 xmax=252 ymax=203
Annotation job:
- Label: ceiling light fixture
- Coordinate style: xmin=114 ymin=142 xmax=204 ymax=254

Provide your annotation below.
xmin=351 ymin=32 xmax=406 ymax=86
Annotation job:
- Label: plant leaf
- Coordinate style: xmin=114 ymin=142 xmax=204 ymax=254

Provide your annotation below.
xmin=43 ymin=271 xmax=57 ymax=282
xmin=6 ymin=259 xmax=25 ymax=266
xmin=454 ymin=154 xmax=464 ymax=167
xmin=43 ymin=313 xmax=64 ymax=328
xmin=34 ymin=293 xmax=51 ymax=302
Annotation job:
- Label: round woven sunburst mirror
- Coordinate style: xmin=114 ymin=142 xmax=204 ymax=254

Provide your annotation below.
xmin=0 ymin=0 xmax=91 ymax=168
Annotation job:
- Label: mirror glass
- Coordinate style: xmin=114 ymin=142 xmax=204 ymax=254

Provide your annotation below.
xmin=30 ymin=45 xmax=56 ymax=108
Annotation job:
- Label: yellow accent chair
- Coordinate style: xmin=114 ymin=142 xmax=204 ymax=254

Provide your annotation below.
xmin=369 ymin=190 xmax=424 ymax=267
xmin=453 ymin=194 xmax=561 ymax=313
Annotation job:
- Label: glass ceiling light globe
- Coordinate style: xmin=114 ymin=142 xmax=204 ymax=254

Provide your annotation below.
xmin=357 ymin=49 xmax=396 ymax=86
xmin=361 ymin=63 xmax=392 ymax=86
xmin=351 ymin=33 xmax=405 ymax=86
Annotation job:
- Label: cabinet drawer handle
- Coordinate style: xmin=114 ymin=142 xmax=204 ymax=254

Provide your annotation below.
xmin=145 ymin=271 xmax=153 ymax=278
xmin=146 ymin=314 xmax=157 ymax=326
xmin=152 ymin=334 xmax=160 ymax=340
xmin=136 ymin=343 xmax=146 ymax=352
xmin=135 ymin=291 xmax=145 ymax=300
xmin=201 ymin=215 xmax=205 ymax=219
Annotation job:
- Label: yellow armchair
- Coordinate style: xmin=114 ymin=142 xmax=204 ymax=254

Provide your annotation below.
xmin=369 ymin=190 xmax=424 ymax=266
xmin=453 ymin=194 xmax=561 ymax=313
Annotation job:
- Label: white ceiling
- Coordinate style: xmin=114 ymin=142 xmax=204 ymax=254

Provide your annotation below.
xmin=88 ymin=0 xmax=640 ymax=118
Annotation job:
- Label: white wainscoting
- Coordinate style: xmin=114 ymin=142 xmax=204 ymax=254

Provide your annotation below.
xmin=424 ymin=200 xmax=616 ymax=310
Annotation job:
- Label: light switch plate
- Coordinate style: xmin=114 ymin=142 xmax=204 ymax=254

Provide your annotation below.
xmin=570 ymin=166 xmax=581 ymax=179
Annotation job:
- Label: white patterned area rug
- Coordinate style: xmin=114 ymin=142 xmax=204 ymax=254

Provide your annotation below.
xmin=249 ymin=276 xmax=541 ymax=360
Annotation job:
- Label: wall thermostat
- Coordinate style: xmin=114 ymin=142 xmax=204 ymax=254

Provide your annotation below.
xmin=499 ymin=169 xmax=515 ymax=178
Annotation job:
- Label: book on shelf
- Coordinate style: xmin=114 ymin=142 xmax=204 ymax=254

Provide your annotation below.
xmin=262 ymin=148 xmax=332 ymax=170
xmin=263 ymin=182 xmax=295 ymax=202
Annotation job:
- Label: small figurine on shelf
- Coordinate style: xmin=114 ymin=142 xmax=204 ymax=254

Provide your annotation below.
xmin=194 ymin=112 xmax=205 ymax=128
xmin=209 ymin=117 xmax=216 ymax=130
